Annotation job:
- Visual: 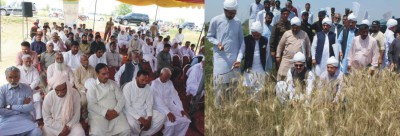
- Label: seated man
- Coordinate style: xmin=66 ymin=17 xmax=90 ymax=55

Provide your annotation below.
xmin=186 ymin=59 xmax=204 ymax=97
xmin=47 ymin=52 xmax=75 ymax=87
xmin=63 ymin=41 xmax=82 ymax=71
xmin=169 ymin=40 xmax=182 ymax=58
xmin=180 ymin=41 xmax=195 ymax=59
xmin=123 ymin=70 xmax=166 ymax=136
xmin=152 ymin=68 xmax=191 ymax=136
xmin=16 ymin=41 xmax=39 ymax=67
xmin=89 ymin=48 xmax=107 ymax=68
xmin=42 ymin=75 xmax=85 ymax=136
xmin=157 ymin=44 xmax=181 ymax=80
xmin=276 ymin=52 xmax=315 ymax=104
xmin=106 ymin=42 xmax=122 ymax=68
xmin=85 ymin=63 xmax=131 ymax=136
xmin=17 ymin=54 xmax=42 ymax=121
xmin=0 ymin=66 xmax=42 ymax=135
xmin=318 ymin=56 xmax=344 ymax=103
xmin=115 ymin=50 xmax=143 ymax=86
xmin=40 ymin=41 xmax=57 ymax=89
xmin=142 ymin=37 xmax=158 ymax=72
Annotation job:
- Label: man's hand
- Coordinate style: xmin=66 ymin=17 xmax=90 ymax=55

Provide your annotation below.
xmin=276 ymin=57 xmax=281 ymax=64
xmin=105 ymin=110 xmax=118 ymax=120
xmin=23 ymin=97 xmax=31 ymax=104
xmin=368 ymin=69 xmax=375 ymax=76
xmin=167 ymin=112 xmax=176 ymax=123
xmin=312 ymin=59 xmax=316 ymax=66
xmin=181 ymin=111 xmax=189 ymax=117
xmin=58 ymin=125 xmax=70 ymax=136
xmin=217 ymin=42 xmax=224 ymax=51
xmin=347 ymin=66 xmax=351 ymax=72
xmin=271 ymin=52 xmax=276 ymax=58
xmin=233 ymin=61 xmax=241 ymax=68
xmin=138 ymin=117 xmax=151 ymax=131
xmin=339 ymin=52 xmax=343 ymax=60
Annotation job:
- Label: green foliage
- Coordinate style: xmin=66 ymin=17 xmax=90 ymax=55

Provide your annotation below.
xmin=0 ymin=0 xmax=6 ymax=6
xmin=115 ymin=3 xmax=132 ymax=16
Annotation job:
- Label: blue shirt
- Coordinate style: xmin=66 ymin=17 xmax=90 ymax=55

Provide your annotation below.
xmin=338 ymin=28 xmax=357 ymax=73
xmin=30 ymin=41 xmax=47 ymax=55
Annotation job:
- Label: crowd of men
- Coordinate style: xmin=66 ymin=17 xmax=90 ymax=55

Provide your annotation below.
xmin=1 ymin=17 xmax=205 ymax=136
xmin=208 ymin=0 xmax=400 ymax=106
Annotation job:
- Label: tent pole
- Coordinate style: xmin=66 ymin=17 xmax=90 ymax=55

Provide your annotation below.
xmin=154 ymin=5 xmax=159 ymax=22
xmin=93 ymin=0 xmax=97 ymax=32
xmin=195 ymin=23 xmax=204 ymax=53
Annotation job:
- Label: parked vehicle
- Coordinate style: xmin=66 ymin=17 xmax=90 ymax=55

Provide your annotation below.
xmin=115 ymin=12 xmax=149 ymax=25
xmin=48 ymin=8 xmax=63 ymax=18
xmin=181 ymin=22 xmax=195 ymax=30
xmin=0 ymin=1 xmax=37 ymax=16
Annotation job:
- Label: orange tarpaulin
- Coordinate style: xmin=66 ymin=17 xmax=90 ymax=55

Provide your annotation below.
xmin=117 ymin=0 xmax=204 ymax=8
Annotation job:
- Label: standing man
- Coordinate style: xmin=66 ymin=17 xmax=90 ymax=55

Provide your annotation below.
xmin=347 ymin=24 xmax=379 ymax=75
xmin=0 ymin=66 xmax=42 ymax=135
xmin=255 ymin=0 xmax=272 ymax=27
xmin=370 ymin=21 xmax=386 ymax=68
xmin=234 ymin=21 xmax=271 ymax=91
xmin=85 ymin=63 xmax=131 ymax=136
xmin=384 ymin=19 xmax=398 ymax=68
xmin=207 ymin=0 xmax=244 ymax=106
xmin=276 ymin=17 xmax=311 ymax=80
xmin=338 ymin=13 xmax=358 ymax=74
xmin=311 ymin=17 xmax=338 ymax=77
xmin=105 ymin=17 xmax=114 ymax=42
xmin=311 ymin=11 xmax=326 ymax=33
xmin=270 ymin=8 xmax=291 ymax=70
xmin=330 ymin=13 xmax=344 ymax=39
xmin=301 ymin=12 xmax=314 ymax=44
xmin=249 ymin=0 xmax=263 ymax=33
xmin=175 ymin=26 xmax=185 ymax=43
xmin=300 ymin=3 xmax=313 ymax=25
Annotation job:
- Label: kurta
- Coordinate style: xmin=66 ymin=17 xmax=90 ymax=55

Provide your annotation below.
xmin=180 ymin=46 xmax=195 ymax=59
xmin=311 ymin=34 xmax=339 ymax=76
xmin=118 ymin=33 xmax=130 ymax=47
xmin=276 ymin=30 xmax=311 ymax=80
xmin=79 ymin=42 xmax=91 ymax=55
xmin=63 ymin=51 xmax=82 ymax=71
xmin=249 ymin=2 xmax=264 ymax=31
xmin=0 ymin=83 xmax=42 ymax=135
xmin=156 ymin=43 xmax=164 ymax=56
xmin=338 ymin=28 xmax=357 ymax=73
xmin=389 ymin=38 xmax=400 ymax=73
xmin=42 ymin=88 xmax=84 ymax=136
xmin=142 ymin=44 xmax=157 ymax=72
xmin=347 ymin=36 xmax=380 ymax=70
xmin=174 ymin=33 xmax=184 ymax=43
xmin=262 ymin=23 xmax=273 ymax=72
xmin=17 ymin=66 xmax=42 ymax=120
xmin=88 ymin=54 xmax=107 ymax=68
xmin=207 ymin=14 xmax=244 ymax=84
xmin=40 ymin=51 xmax=56 ymax=70
xmin=74 ymin=65 xmax=97 ymax=91
xmin=318 ymin=70 xmax=344 ymax=103
xmin=170 ymin=46 xmax=182 ymax=58
xmin=129 ymin=39 xmax=142 ymax=54
xmin=151 ymin=78 xmax=191 ymax=136
xmin=122 ymin=80 xmax=166 ymax=136
xmin=51 ymin=40 xmax=66 ymax=52
xmin=105 ymin=51 xmax=122 ymax=67
xmin=16 ymin=51 xmax=39 ymax=67
xmin=47 ymin=63 xmax=75 ymax=86
xmin=371 ymin=31 xmax=386 ymax=51
xmin=186 ymin=63 xmax=204 ymax=97
xmin=275 ymin=69 xmax=314 ymax=104
xmin=300 ymin=10 xmax=314 ymax=24
xmin=85 ymin=78 xmax=130 ymax=135
xmin=114 ymin=62 xmax=140 ymax=86
xmin=384 ymin=30 xmax=395 ymax=67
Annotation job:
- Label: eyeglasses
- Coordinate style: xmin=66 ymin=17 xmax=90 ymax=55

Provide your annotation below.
xmin=294 ymin=64 xmax=304 ymax=68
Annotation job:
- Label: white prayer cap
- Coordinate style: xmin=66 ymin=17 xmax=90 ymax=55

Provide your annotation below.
xmin=361 ymin=19 xmax=370 ymax=26
xmin=223 ymin=0 xmax=238 ymax=10
xmin=290 ymin=17 xmax=301 ymax=26
xmin=326 ymin=56 xmax=339 ymax=67
xmin=348 ymin=13 xmax=357 ymax=21
xmin=322 ymin=17 xmax=332 ymax=26
xmin=250 ymin=21 xmax=263 ymax=33
xmin=386 ymin=19 xmax=398 ymax=28
xmin=292 ymin=52 xmax=305 ymax=63
xmin=21 ymin=54 xmax=31 ymax=60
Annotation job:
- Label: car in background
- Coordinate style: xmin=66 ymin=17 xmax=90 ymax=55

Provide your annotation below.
xmin=0 ymin=1 xmax=37 ymax=16
xmin=115 ymin=12 xmax=149 ymax=25
xmin=48 ymin=8 xmax=63 ymax=18
xmin=181 ymin=22 xmax=195 ymax=30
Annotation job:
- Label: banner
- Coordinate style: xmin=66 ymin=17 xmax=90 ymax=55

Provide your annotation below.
xmin=63 ymin=0 xmax=79 ymax=27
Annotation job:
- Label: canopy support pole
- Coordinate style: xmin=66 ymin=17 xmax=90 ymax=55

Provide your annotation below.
xmin=195 ymin=23 xmax=204 ymax=53
xmin=93 ymin=0 xmax=97 ymax=31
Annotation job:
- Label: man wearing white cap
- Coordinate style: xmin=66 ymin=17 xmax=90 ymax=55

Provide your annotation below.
xmin=384 ymin=19 xmax=398 ymax=68
xmin=338 ymin=13 xmax=359 ymax=74
xmin=318 ymin=56 xmax=344 ymax=103
xmin=42 ymin=75 xmax=85 ymax=136
xmin=249 ymin=0 xmax=263 ymax=34
xmin=234 ymin=21 xmax=271 ymax=92
xmin=207 ymin=0 xmax=244 ymax=106
xmin=276 ymin=17 xmax=311 ymax=80
xmin=347 ymin=24 xmax=379 ymax=75
xmin=276 ymin=52 xmax=314 ymax=104
xmin=311 ymin=17 xmax=339 ymax=77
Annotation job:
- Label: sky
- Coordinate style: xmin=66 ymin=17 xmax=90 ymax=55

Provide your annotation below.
xmin=205 ymin=0 xmax=400 ymax=23
xmin=3 ymin=0 xmax=204 ymax=25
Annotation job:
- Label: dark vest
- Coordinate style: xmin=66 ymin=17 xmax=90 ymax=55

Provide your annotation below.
xmin=243 ymin=35 xmax=268 ymax=71
xmin=316 ymin=31 xmax=336 ymax=64
xmin=341 ymin=28 xmax=359 ymax=53
xmin=119 ymin=62 xmax=142 ymax=86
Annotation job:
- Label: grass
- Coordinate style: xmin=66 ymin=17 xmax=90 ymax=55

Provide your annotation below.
xmin=205 ymin=21 xmax=400 ymax=135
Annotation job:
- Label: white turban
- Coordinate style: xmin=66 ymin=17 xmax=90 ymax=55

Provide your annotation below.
xmin=49 ymin=74 xmax=74 ymax=125
xmin=322 ymin=17 xmax=332 ymax=26
xmin=326 ymin=56 xmax=339 ymax=67
xmin=250 ymin=21 xmax=263 ymax=33
xmin=387 ymin=19 xmax=398 ymax=28
xmin=348 ymin=13 xmax=357 ymax=21
xmin=361 ymin=19 xmax=370 ymax=26
xmin=292 ymin=52 xmax=305 ymax=63
xmin=290 ymin=17 xmax=301 ymax=26
xmin=224 ymin=0 xmax=238 ymax=10
xmin=21 ymin=54 xmax=31 ymax=60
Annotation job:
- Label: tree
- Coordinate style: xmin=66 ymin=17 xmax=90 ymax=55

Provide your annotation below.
xmin=115 ymin=3 xmax=132 ymax=16
xmin=0 ymin=0 xmax=6 ymax=6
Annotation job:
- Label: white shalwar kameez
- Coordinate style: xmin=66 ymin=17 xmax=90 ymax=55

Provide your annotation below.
xmin=18 ymin=66 xmax=42 ymax=120
xmin=142 ymin=44 xmax=157 ymax=72
xmin=311 ymin=34 xmax=339 ymax=77
xmin=186 ymin=63 xmax=204 ymax=96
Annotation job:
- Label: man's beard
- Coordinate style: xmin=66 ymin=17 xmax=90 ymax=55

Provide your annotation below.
xmin=10 ymin=83 xmax=19 ymax=88
xmin=23 ymin=65 xmax=32 ymax=72
xmin=82 ymin=40 xmax=88 ymax=44
xmin=56 ymin=62 xmax=65 ymax=71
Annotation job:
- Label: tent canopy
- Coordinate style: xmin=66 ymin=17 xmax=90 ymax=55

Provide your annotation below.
xmin=117 ymin=0 xmax=204 ymax=8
